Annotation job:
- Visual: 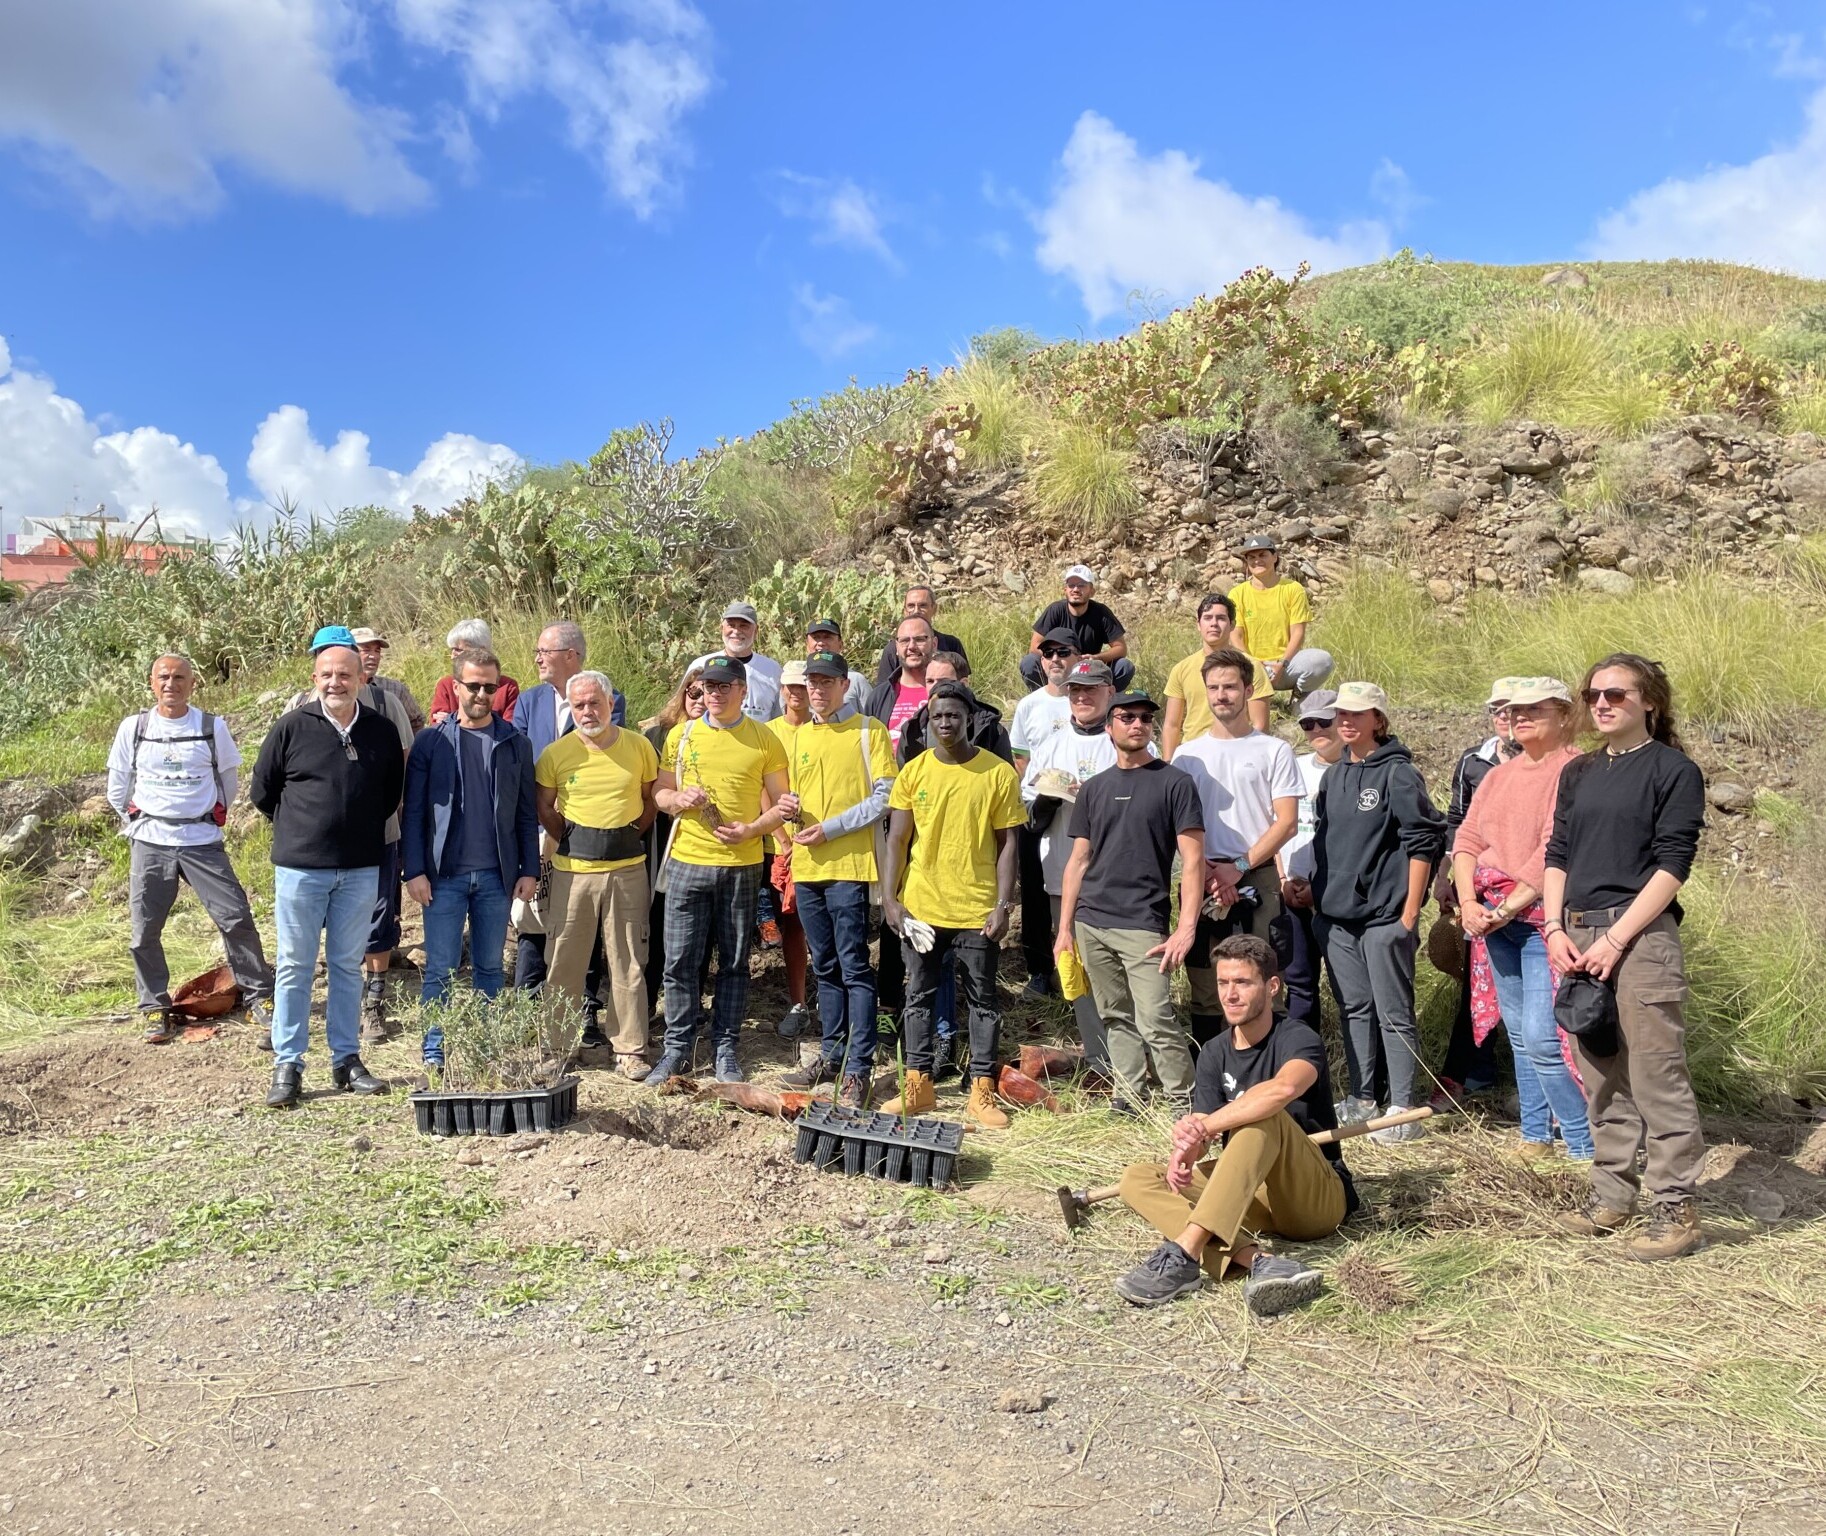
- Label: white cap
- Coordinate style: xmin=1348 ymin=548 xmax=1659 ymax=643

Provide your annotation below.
xmin=1333 ymin=681 xmax=1391 ymax=717
xmin=1063 ymin=563 xmax=1096 ymax=584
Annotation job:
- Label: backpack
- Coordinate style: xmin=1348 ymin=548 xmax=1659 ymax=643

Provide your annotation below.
xmin=127 ymin=711 xmax=226 ymax=826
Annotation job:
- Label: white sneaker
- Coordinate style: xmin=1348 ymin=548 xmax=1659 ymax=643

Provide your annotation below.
xmin=1370 ymin=1108 xmax=1425 ymax=1145
xmin=1333 ymin=1094 xmax=1379 ymax=1124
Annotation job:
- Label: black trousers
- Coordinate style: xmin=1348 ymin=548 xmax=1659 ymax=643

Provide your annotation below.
xmin=904 ymin=928 xmax=1000 ymax=1081
xmin=1018 ymin=826 xmax=1054 ymax=980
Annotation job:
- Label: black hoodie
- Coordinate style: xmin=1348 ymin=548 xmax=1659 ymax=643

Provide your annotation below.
xmin=1313 ymin=735 xmax=1446 ymax=924
xmin=893 ymin=692 xmax=1013 ymax=766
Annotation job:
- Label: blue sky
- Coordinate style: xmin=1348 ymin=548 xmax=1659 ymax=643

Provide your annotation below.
xmin=3 ymin=0 xmax=1825 ymax=538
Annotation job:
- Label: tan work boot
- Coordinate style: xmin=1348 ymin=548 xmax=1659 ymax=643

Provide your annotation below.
xmin=881 ymin=1070 xmax=935 ymax=1117
xmin=1556 ymin=1198 xmax=1635 ymax=1237
xmin=963 ymin=1075 xmax=1010 ymax=1130
xmin=1627 ymin=1199 xmax=1703 ymax=1262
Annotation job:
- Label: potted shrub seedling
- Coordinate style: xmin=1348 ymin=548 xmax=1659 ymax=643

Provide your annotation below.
xmin=410 ymin=989 xmax=587 ymax=1138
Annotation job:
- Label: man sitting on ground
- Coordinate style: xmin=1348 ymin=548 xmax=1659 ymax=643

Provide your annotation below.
xmin=1229 ymin=535 xmax=1334 ymax=732
xmin=1114 ymin=935 xmax=1355 ymax=1314
xmin=1020 ymin=564 xmax=1134 ymax=691
xmin=874 ymin=585 xmax=969 ymax=686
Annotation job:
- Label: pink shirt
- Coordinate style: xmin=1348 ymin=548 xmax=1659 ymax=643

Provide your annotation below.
xmin=888 ymin=680 xmax=927 ymax=749
xmin=1453 ymin=745 xmax=1580 ymax=891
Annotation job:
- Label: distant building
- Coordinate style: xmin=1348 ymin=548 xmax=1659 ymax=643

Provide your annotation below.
xmin=1 ymin=523 xmax=201 ymax=593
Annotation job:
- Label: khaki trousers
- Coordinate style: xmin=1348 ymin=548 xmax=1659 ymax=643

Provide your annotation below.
xmin=1076 ymin=923 xmax=1194 ymax=1099
xmin=548 ymin=864 xmax=649 ymax=1056
xmin=1567 ymin=911 xmax=1705 ymax=1206
xmin=1120 ymin=1109 xmax=1346 ymax=1277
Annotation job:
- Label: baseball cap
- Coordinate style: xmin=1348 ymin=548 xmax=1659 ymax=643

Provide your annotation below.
xmin=699 ymin=656 xmax=748 ymax=685
xmin=1239 ymin=533 xmax=1279 ymax=554
xmin=721 ymin=601 xmax=759 ymax=625
xmin=1296 ymin=688 xmax=1340 ymax=723
xmin=1039 ymin=626 xmax=1080 ymax=651
xmin=1486 ymin=676 xmax=1522 ymax=707
xmin=1505 ymin=676 xmax=1573 ymax=707
xmin=1063 ymin=563 xmax=1096 ymax=584
xmin=349 ymin=626 xmax=389 ymax=648
xmin=1065 ymin=658 xmax=1113 ymax=687
xmin=779 ymin=660 xmax=809 ymax=687
xmin=1109 ymin=690 xmax=1159 ymax=714
xmin=1333 ymin=681 xmax=1391 ymax=716
xmin=804 ymin=650 xmax=849 ymax=679
xmin=806 ymin=615 xmax=842 ymax=636
xmin=308 ymin=624 xmax=359 ymax=654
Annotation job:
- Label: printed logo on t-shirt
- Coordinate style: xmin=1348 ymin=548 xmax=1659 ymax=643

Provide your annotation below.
xmin=1222 ymin=1071 xmax=1239 ymax=1094
xmin=1357 ymin=786 xmax=1381 ymax=811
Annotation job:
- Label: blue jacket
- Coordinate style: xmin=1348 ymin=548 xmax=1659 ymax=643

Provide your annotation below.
xmin=513 ymin=680 xmax=626 ymax=761
xmin=402 ymin=716 xmax=539 ymax=889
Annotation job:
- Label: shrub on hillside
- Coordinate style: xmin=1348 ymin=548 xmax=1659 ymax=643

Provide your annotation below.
xmin=1031 ymin=424 xmax=1139 ymax=530
xmin=759 ymin=373 xmax=933 ymax=473
xmin=939 ymin=356 xmax=1047 ymax=472
xmin=1658 ymin=340 xmax=1783 ymax=424
xmin=1303 ymin=251 xmax=1526 ymax=357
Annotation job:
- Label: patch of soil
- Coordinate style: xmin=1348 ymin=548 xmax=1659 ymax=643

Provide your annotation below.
xmin=0 ymin=1029 xmax=254 ymax=1136
xmin=485 ymin=1100 xmax=847 ymax=1251
xmin=1699 ymin=1140 xmax=1826 ymax=1223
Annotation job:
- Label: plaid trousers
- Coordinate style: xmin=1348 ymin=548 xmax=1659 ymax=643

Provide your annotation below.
xmin=661 ymin=857 xmax=762 ymax=1057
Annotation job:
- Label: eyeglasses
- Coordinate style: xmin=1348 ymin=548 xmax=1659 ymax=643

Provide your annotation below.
xmin=1299 ymin=718 xmax=1333 ymax=732
xmin=1488 ymin=705 xmax=1512 ymax=718
xmin=533 ymin=646 xmax=576 ymax=657
xmin=454 ymin=679 xmax=500 ymax=695
xmin=1508 ymin=701 xmax=1556 ymax=717
xmin=702 ymin=680 xmax=739 ymax=692
xmin=1581 ymin=687 xmax=1637 ymax=707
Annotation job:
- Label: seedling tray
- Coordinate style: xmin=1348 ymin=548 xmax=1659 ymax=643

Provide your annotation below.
xmin=791 ymin=1102 xmax=964 ymax=1189
xmin=410 ymin=1076 xmax=581 ymax=1137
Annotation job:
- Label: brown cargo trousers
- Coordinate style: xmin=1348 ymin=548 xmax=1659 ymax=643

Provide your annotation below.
xmin=1120 ymin=1109 xmax=1346 ymax=1278
xmin=1566 ymin=910 xmax=1705 ymax=1207
xmin=548 ymin=863 xmax=650 ymax=1057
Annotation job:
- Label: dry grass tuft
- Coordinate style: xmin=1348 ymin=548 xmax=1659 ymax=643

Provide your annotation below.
xmin=1330 ymin=1250 xmax=1416 ymax=1314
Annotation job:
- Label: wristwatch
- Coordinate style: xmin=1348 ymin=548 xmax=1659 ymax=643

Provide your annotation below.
xmin=1230 ymin=855 xmax=1251 ymax=875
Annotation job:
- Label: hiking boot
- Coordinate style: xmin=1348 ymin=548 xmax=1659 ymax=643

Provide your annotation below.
xmin=331 ymin=1055 xmax=390 ymax=1096
xmin=776 ymin=1003 xmax=811 ymax=1039
xmin=781 ymin=1058 xmax=839 ymax=1090
xmin=1113 ymin=1240 xmax=1203 ymax=1307
xmin=714 ymin=1048 xmax=745 ymax=1084
xmin=1370 ymin=1108 xmax=1424 ymax=1146
xmin=1109 ymin=1096 xmax=1143 ymax=1119
xmin=881 ymin=1070 xmax=936 ymax=1117
xmin=1557 ymin=1198 xmax=1635 ymax=1238
xmin=1020 ymin=973 xmax=1055 ymax=1001
xmin=1244 ymin=1252 xmax=1323 ymax=1316
xmin=1627 ymin=1199 xmax=1702 ymax=1262
xmin=265 ymin=1061 xmax=303 ymax=1109
xmin=143 ymin=1008 xmax=182 ymax=1045
xmin=255 ymin=1028 xmax=275 ymax=1053
xmin=579 ymin=1021 xmax=610 ymax=1051
xmin=1334 ymin=1094 xmax=1378 ymax=1125
xmin=932 ymin=1032 xmax=961 ymax=1082
xmin=360 ymin=978 xmax=393 ymax=1044
xmin=838 ymin=1073 xmax=870 ymax=1110
xmin=643 ymin=1050 xmax=687 ymax=1087
xmin=613 ymin=1054 xmax=649 ymax=1081
xmin=964 ymin=1075 xmax=1010 ymax=1130
xmin=757 ymin=917 xmax=783 ymax=949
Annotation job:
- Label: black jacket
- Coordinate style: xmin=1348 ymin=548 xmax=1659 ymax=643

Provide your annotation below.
xmin=250 ymin=701 xmax=405 ymax=870
xmin=1313 ymin=735 xmax=1446 ymax=925
xmin=895 ymin=694 xmax=1013 ymax=766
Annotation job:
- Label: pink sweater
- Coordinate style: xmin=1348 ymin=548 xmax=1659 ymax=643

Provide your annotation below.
xmin=1453 ymin=745 xmax=1580 ymax=891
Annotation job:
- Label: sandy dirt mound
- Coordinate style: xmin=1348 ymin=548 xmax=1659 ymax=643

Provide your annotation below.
xmin=0 ymin=1028 xmax=256 ymax=1136
xmin=1699 ymin=1139 xmax=1826 ymax=1223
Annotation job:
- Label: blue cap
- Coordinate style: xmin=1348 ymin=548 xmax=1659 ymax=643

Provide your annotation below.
xmin=309 ymin=624 xmax=359 ymax=654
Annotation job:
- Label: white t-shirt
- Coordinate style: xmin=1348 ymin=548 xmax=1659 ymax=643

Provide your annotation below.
xmin=1009 ymin=689 xmax=1073 ymax=758
xmin=106 ymin=707 xmax=241 ymax=847
xmin=1021 ymin=727 xmax=1149 ymax=894
xmin=1281 ymin=750 xmax=1337 ymax=881
xmin=1171 ymin=730 xmax=1305 ymax=864
xmin=690 ymin=651 xmax=782 ymax=723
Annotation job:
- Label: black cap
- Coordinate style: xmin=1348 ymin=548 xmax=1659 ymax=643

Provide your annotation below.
xmin=1239 ymin=533 xmax=1279 ymax=554
xmin=1039 ymin=626 xmax=1080 ymax=651
xmin=1109 ymin=690 xmax=1160 ymax=714
xmin=699 ymin=656 xmax=748 ymax=685
xmin=806 ymin=616 xmax=842 ymax=636
xmin=804 ymin=649 xmax=849 ymax=678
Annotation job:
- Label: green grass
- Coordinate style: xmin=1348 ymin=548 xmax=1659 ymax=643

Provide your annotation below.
xmin=1031 ymin=424 xmax=1140 ymax=529
xmin=939 ymin=355 xmax=1049 ymax=472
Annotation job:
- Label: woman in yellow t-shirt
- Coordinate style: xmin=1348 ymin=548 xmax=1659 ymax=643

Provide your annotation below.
xmin=765 ymin=663 xmax=814 ymax=1037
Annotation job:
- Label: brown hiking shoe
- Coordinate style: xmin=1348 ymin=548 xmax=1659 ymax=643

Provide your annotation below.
xmin=963 ymin=1075 xmax=1010 ymax=1130
xmin=837 ymin=1073 xmax=870 ymax=1111
xmin=1627 ymin=1199 xmax=1702 ymax=1262
xmin=881 ymin=1070 xmax=935 ymax=1117
xmin=1556 ymin=1199 xmax=1635 ymax=1237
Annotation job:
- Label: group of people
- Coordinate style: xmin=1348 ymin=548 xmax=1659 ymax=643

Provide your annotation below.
xmin=108 ymin=536 xmax=1712 ymax=1315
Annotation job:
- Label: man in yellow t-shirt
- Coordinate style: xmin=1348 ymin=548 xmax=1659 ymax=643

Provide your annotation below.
xmin=880 ymin=683 xmax=1025 ymax=1128
xmin=777 ymin=650 xmax=899 ymax=1107
xmin=1228 ymin=534 xmax=1334 ymax=731
xmin=647 ymin=656 xmax=795 ymax=1085
xmin=534 ymin=671 xmax=659 ymax=1077
xmin=1160 ymin=592 xmax=1273 ymax=760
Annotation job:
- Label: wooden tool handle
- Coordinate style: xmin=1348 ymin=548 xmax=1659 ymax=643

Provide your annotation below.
xmin=1309 ymin=1104 xmax=1434 ymax=1144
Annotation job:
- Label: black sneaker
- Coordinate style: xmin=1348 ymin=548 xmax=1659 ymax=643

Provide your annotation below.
xmin=331 ymin=1056 xmax=391 ymax=1096
xmin=1113 ymin=1240 xmax=1204 ymax=1307
xmin=1243 ymin=1252 xmax=1323 ymax=1316
xmin=781 ymin=1059 xmax=839 ymax=1090
xmin=579 ymin=1022 xmax=610 ymax=1051
xmin=265 ymin=1061 xmax=302 ymax=1109
xmin=143 ymin=1008 xmax=183 ymax=1045
xmin=932 ymin=1036 xmax=961 ymax=1083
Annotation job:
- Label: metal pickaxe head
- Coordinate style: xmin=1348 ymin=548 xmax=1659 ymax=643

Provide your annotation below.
xmin=1057 ymin=1185 xmax=1089 ymax=1231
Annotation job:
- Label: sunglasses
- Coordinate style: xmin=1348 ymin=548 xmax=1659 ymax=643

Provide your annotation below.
xmin=341 ymin=738 xmax=359 ymax=763
xmin=455 ymin=679 xmax=500 ymax=695
xmin=1040 ymin=647 xmax=1076 ymax=660
xmin=1109 ymin=710 xmax=1155 ymax=724
xmin=684 ymin=687 xmax=706 ymax=701
xmin=1299 ymin=718 xmax=1333 ymax=732
xmin=1581 ymin=687 xmax=1637 ymax=707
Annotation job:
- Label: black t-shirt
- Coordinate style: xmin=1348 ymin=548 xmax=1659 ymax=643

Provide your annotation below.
xmin=1193 ymin=1016 xmax=1350 ymax=1176
xmin=1033 ymin=599 xmax=1125 ymax=656
xmin=1544 ymin=741 xmax=1705 ymax=915
xmin=1067 ymin=759 xmax=1203 ymax=933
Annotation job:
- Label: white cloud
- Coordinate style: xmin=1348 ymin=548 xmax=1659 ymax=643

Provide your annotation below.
xmin=789 ymin=285 xmax=877 ymax=361
xmin=1587 ymin=86 xmax=1826 ymax=275
xmin=1034 ymin=111 xmax=1390 ymax=321
xmin=0 ymin=338 xmax=519 ymax=540
xmin=0 ymin=0 xmax=429 ymax=219
xmin=1370 ymin=158 xmax=1424 ymax=227
xmin=772 ymin=172 xmax=897 ymax=266
xmin=391 ymin=0 xmax=714 ymax=216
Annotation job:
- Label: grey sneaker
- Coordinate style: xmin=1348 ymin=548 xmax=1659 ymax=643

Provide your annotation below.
xmin=642 ymin=1050 xmax=687 ymax=1087
xmin=1334 ymin=1094 xmax=1379 ymax=1125
xmin=1244 ymin=1252 xmax=1323 ymax=1316
xmin=1113 ymin=1240 xmax=1204 ymax=1307
xmin=715 ymin=1049 xmax=745 ymax=1085
xmin=776 ymin=1003 xmax=811 ymax=1039
xmin=1369 ymin=1108 xmax=1424 ymax=1145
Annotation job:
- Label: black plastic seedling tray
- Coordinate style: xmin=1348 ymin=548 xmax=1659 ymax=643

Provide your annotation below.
xmin=791 ymin=1101 xmax=965 ymax=1189
xmin=410 ymin=1076 xmax=581 ymax=1137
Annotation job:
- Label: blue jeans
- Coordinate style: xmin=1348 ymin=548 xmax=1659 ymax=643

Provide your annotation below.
xmin=272 ymin=865 xmax=378 ymax=1067
xmin=1484 ymin=915 xmax=1594 ymax=1157
xmin=420 ymin=868 xmax=510 ymax=1063
xmin=662 ymin=859 xmax=761 ymax=1058
xmin=796 ymin=879 xmax=879 ymax=1076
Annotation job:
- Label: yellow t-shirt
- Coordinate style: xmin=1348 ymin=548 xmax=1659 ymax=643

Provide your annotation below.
xmin=535 ymin=729 xmax=659 ymax=873
xmin=1165 ymin=647 xmax=1273 ymax=741
xmin=789 ymin=714 xmax=899 ymax=885
xmin=1228 ymin=578 xmax=1313 ymax=664
xmin=661 ymin=715 xmax=790 ymax=868
xmin=888 ymin=749 xmax=1025 ymax=929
